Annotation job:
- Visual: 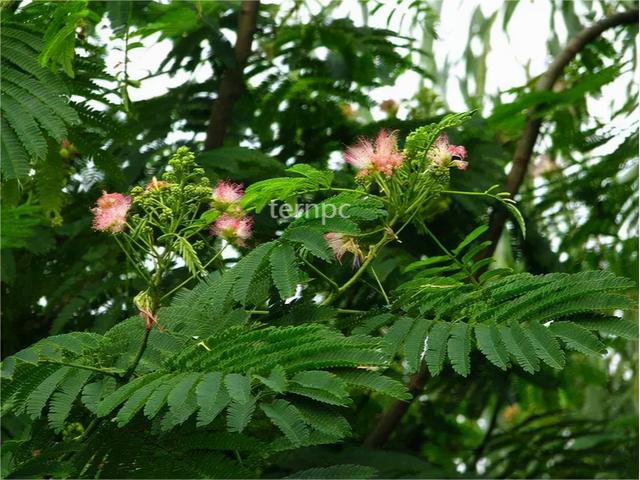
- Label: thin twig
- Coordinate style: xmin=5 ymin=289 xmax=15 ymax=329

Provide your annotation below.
xmin=482 ymin=8 xmax=638 ymax=259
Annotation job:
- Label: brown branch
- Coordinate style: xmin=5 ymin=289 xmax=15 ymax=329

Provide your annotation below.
xmin=483 ymin=8 xmax=638 ymax=258
xmin=362 ymin=9 xmax=638 ymax=450
xmin=204 ymin=0 xmax=259 ymax=150
xmin=363 ymin=363 xmax=427 ymax=448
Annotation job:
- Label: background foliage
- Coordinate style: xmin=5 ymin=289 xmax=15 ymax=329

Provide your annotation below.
xmin=1 ymin=1 xmax=638 ymax=478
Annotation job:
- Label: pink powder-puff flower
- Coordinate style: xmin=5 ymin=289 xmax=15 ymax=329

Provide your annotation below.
xmin=145 ymin=176 xmax=170 ymax=191
xmin=325 ymin=232 xmax=364 ymax=269
xmin=344 ymin=130 xmax=404 ymax=177
xmin=210 ymin=214 xmax=253 ymax=246
xmin=426 ymin=134 xmax=468 ymax=170
xmin=91 ymin=192 xmax=132 ymax=233
xmin=212 ymin=180 xmax=244 ymax=206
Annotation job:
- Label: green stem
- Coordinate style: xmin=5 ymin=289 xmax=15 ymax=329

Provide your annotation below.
xmin=160 ymin=244 xmax=228 ymax=301
xmin=423 ymin=225 xmax=479 ymax=285
xmin=321 ymin=232 xmax=391 ymax=306
xmin=441 ymin=189 xmax=493 ymax=197
xmin=370 ymin=266 xmax=390 ymax=305
xmin=115 ymin=235 xmax=150 ymax=281
xmin=301 ymin=256 xmax=339 ymax=291
xmin=121 ymin=328 xmax=151 ymax=383
xmin=42 ymin=360 xmax=123 ymax=377
xmin=336 ymin=308 xmax=367 ymax=314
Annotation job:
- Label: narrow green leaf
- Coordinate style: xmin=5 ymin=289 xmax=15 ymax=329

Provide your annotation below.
xmin=270 ymin=243 xmax=300 ymax=299
xmin=226 ymin=397 xmax=256 ymax=433
xmin=524 ymin=321 xmax=565 ymax=369
xmin=224 ymin=373 xmax=252 ymax=403
xmin=425 ymin=321 xmax=451 ymax=375
xmin=26 ymin=367 xmax=70 ymax=419
xmin=403 ymin=318 xmax=432 ymax=373
xmin=447 ymin=323 xmax=471 ymax=377
xmin=454 ymin=225 xmax=489 ymax=255
xmin=474 ymin=323 xmax=510 ymax=370
xmin=499 ymin=322 xmax=539 ymax=374
xmin=196 ymin=372 xmax=229 ymax=427
xmin=549 ymin=321 xmax=607 ymax=355
xmin=284 ymin=227 xmax=334 ymax=262
xmin=261 ymin=399 xmax=310 ymax=445
xmin=255 ymin=365 xmax=287 ymax=393
xmin=291 ymin=371 xmax=348 ymax=398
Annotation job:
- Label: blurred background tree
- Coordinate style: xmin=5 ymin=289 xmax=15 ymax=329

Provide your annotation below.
xmin=1 ymin=0 xmax=637 ymax=477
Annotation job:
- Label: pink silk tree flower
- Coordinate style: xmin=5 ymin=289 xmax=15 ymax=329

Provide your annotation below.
xmin=325 ymin=232 xmax=347 ymax=262
xmin=371 ymin=129 xmax=404 ymax=175
xmin=324 ymin=232 xmax=364 ymax=268
xmin=212 ymin=180 xmax=244 ymax=205
xmin=344 ymin=130 xmax=404 ymax=177
xmin=210 ymin=214 xmax=253 ymax=246
xmin=92 ymin=192 xmax=132 ymax=233
xmin=426 ymin=134 xmax=468 ymax=170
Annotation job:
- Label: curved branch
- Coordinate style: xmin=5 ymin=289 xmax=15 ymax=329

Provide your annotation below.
xmin=361 ymin=9 xmax=638 ymax=449
xmin=483 ymin=8 xmax=638 ymax=258
xmin=204 ymin=0 xmax=259 ymax=150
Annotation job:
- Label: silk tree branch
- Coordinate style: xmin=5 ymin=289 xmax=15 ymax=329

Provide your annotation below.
xmin=361 ymin=9 xmax=639 ymax=451
xmin=204 ymin=0 xmax=259 ymax=149
xmin=363 ymin=363 xmax=427 ymax=448
xmin=482 ymin=8 xmax=638 ymax=259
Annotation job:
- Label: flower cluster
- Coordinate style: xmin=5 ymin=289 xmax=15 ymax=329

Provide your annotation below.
xmin=426 ymin=134 xmax=468 ymax=171
xmin=344 ymin=130 xmax=404 ymax=178
xmin=91 ymin=192 xmax=132 ymax=233
xmin=209 ymin=180 xmax=253 ymax=246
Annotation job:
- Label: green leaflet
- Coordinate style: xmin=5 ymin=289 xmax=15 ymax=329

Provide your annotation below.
xmin=579 ymin=316 xmax=638 ymax=340
xmin=286 ymin=465 xmax=377 ymax=479
xmin=296 ymin=403 xmax=351 ymax=439
xmin=255 ymin=365 xmax=288 ymax=393
xmin=499 ymin=322 xmax=539 ymax=374
xmin=549 ymin=321 xmax=607 ymax=355
xmin=226 ymin=397 xmax=256 ymax=433
xmin=286 ymin=385 xmax=351 ymax=406
xmin=81 ymin=378 xmax=116 ymax=414
xmin=231 ymin=242 xmax=276 ymax=304
xmin=241 ymin=164 xmax=333 ymax=213
xmin=383 ymin=316 xmax=415 ymax=357
xmin=25 ymin=367 xmax=70 ymax=419
xmin=261 ymin=399 xmax=310 ymax=446
xmin=224 ymin=374 xmax=252 ymax=404
xmin=524 ymin=321 xmax=566 ymax=369
xmin=447 ymin=323 xmax=471 ymax=377
xmin=115 ymin=376 xmax=166 ymax=427
xmin=292 ymin=371 xmax=348 ymax=398
xmin=425 ymin=321 xmax=451 ymax=375
xmin=97 ymin=372 xmax=164 ymax=418
xmin=48 ymin=369 xmax=92 ymax=432
xmin=143 ymin=374 xmax=178 ymax=419
xmin=196 ymin=372 xmax=229 ymax=427
xmin=166 ymin=372 xmax=203 ymax=425
xmin=403 ymin=318 xmax=432 ymax=373
xmin=338 ymin=370 xmax=411 ymax=400
xmin=284 ymin=227 xmax=334 ymax=262
xmin=0 ymin=24 xmax=79 ymax=180
xmin=474 ymin=323 xmax=510 ymax=371
xmin=270 ymin=243 xmax=301 ymax=299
